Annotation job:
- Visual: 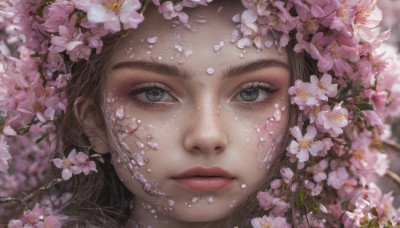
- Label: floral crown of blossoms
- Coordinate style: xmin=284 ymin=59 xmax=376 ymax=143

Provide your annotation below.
xmin=1 ymin=0 xmax=400 ymax=227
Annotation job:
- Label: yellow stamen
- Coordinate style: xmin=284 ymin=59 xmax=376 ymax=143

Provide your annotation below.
xmin=62 ymin=157 xmax=72 ymax=168
xmin=318 ymin=81 xmax=326 ymax=89
xmin=353 ymin=150 xmax=364 ymax=160
xmin=299 ymin=89 xmax=309 ymax=99
xmin=102 ymin=0 xmax=123 ymax=12
xmin=261 ymin=221 xmax=272 ymax=228
xmin=299 ymin=139 xmax=311 ymax=149
xmin=32 ymin=101 xmax=44 ymax=112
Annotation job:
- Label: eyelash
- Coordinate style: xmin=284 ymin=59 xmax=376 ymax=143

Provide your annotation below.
xmin=129 ymin=83 xmax=175 ymax=109
xmin=129 ymin=82 xmax=278 ymax=109
xmin=234 ymin=82 xmax=278 ymax=108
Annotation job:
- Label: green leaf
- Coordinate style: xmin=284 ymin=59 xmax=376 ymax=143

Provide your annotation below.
xmin=355 ymin=103 xmax=374 ymax=111
xmin=337 ymin=86 xmax=351 ymax=99
xmin=351 ymin=76 xmax=362 ymax=92
xmin=371 ymin=207 xmax=379 ymax=217
xmin=35 ymin=134 xmax=46 ymax=144
xmin=296 ymin=191 xmax=305 ymax=206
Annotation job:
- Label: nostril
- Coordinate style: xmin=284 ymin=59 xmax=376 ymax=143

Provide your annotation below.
xmin=214 ymin=146 xmax=222 ymax=151
xmin=193 ymin=146 xmax=201 ymax=151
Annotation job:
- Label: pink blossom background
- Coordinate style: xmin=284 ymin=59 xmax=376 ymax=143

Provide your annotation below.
xmin=376 ymin=0 xmax=400 ymax=207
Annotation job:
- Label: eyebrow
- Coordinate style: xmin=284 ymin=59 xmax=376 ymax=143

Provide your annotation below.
xmin=111 ymin=60 xmax=188 ymax=79
xmin=111 ymin=59 xmax=288 ymax=79
xmin=223 ymin=59 xmax=289 ymax=79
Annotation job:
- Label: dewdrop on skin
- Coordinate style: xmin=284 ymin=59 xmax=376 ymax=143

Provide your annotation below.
xmin=206 ymin=67 xmax=214 ymax=75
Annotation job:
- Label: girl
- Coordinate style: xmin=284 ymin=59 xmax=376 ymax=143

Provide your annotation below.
xmin=1 ymin=0 xmax=400 ymax=227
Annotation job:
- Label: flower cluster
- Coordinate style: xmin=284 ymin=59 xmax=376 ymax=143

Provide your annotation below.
xmin=52 ymin=149 xmax=98 ymax=180
xmin=8 ymin=203 xmax=62 ymax=228
xmin=231 ymin=0 xmax=400 ymax=226
xmin=0 ymin=0 xmax=400 ymax=227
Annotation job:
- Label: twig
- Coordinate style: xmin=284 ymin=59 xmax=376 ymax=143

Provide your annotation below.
xmin=382 ymin=140 xmax=400 ymax=153
xmin=0 ymin=178 xmax=65 ymax=205
xmin=385 ymin=170 xmax=400 ymax=187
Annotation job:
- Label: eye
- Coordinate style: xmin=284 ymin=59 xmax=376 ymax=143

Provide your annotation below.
xmin=240 ymin=87 xmax=260 ymax=102
xmin=235 ymin=83 xmax=277 ymax=104
xmin=130 ymin=85 xmax=174 ymax=103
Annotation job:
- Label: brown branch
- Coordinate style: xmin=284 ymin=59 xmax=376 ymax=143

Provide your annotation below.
xmin=385 ymin=170 xmax=400 ymax=187
xmin=382 ymin=140 xmax=400 ymax=153
xmin=0 ymin=178 xmax=65 ymax=205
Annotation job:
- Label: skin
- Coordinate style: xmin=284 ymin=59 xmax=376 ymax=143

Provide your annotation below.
xmin=93 ymin=2 xmax=290 ymax=227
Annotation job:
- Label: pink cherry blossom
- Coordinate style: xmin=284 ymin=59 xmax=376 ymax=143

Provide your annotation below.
xmin=257 ymin=191 xmax=274 ymax=210
xmin=327 ymin=166 xmax=349 ymax=189
xmin=288 ymin=80 xmax=318 ymax=110
xmin=8 ymin=203 xmax=61 ymax=228
xmin=53 ymin=149 xmax=78 ymax=180
xmin=71 ymin=151 xmax=98 ymax=175
xmin=309 ymin=74 xmax=338 ymax=100
xmin=306 ymin=159 xmax=328 ymax=183
xmin=53 ymin=149 xmax=97 ymax=179
xmin=287 ymin=125 xmax=324 ymax=162
xmin=43 ymin=0 xmax=75 ymax=33
xmin=280 ymin=167 xmax=294 ymax=183
xmin=353 ymin=0 xmax=382 ymax=43
xmin=251 ymin=215 xmax=290 ymax=228
xmin=362 ymin=110 xmax=385 ymax=135
xmin=73 ymin=0 xmax=144 ymax=33
xmin=158 ymin=1 xmax=189 ymax=24
xmin=317 ymin=102 xmax=349 ymax=137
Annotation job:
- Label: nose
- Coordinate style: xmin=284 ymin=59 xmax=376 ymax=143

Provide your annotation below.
xmin=183 ymin=104 xmax=228 ymax=155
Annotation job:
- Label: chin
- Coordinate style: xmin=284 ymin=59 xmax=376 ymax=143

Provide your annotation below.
xmin=170 ymin=203 xmax=234 ymax=223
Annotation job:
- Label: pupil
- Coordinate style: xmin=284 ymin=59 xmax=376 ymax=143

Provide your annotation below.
xmin=240 ymin=88 xmax=259 ymax=102
xmin=145 ymin=88 xmax=164 ymax=102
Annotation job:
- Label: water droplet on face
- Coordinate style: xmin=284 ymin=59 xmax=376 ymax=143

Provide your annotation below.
xmin=116 ymin=105 xmax=125 ymax=120
xmin=213 ymin=41 xmax=224 ymax=53
xmin=185 ymin=202 xmax=192 ymax=208
xmin=168 ymin=200 xmax=175 ymax=207
xmin=274 ymin=109 xmax=282 ymax=122
xmin=281 ymin=105 xmax=286 ymax=111
xmin=240 ymin=184 xmax=247 ymax=189
xmin=150 ymin=209 xmax=156 ymax=214
xmin=207 ymin=196 xmax=214 ymax=204
xmin=229 ymin=200 xmax=236 ymax=208
xmin=206 ymin=67 xmax=214 ymax=75
xmin=147 ymin=139 xmax=159 ymax=150
xmin=192 ymin=197 xmax=198 ymax=203
xmin=136 ymin=142 xmax=144 ymax=149
xmin=184 ymin=50 xmax=192 ymax=58
xmin=174 ymin=44 xmax=183 ymax=52
xmin=146 ymin=168 xmax=152 ymax=173
xmin=147 ymin=36 xmax=158 ymax=44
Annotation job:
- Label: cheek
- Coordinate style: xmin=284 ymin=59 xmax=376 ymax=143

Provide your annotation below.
xmin=101 ymin=93 xmax=173 ymax=197
xmin=252 ymin=102 xmax=289 ymax=171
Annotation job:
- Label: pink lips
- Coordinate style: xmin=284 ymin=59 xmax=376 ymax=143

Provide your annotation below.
xmin=172 ymin=167 xmax=235 ymax=191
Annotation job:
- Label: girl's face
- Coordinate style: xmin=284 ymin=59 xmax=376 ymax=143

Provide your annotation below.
xmin=102 ymin=2 xmax=290 ymax=227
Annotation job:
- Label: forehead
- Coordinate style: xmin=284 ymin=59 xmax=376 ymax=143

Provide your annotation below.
xmin=110 ymin=2 xmax=287 ymax=73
